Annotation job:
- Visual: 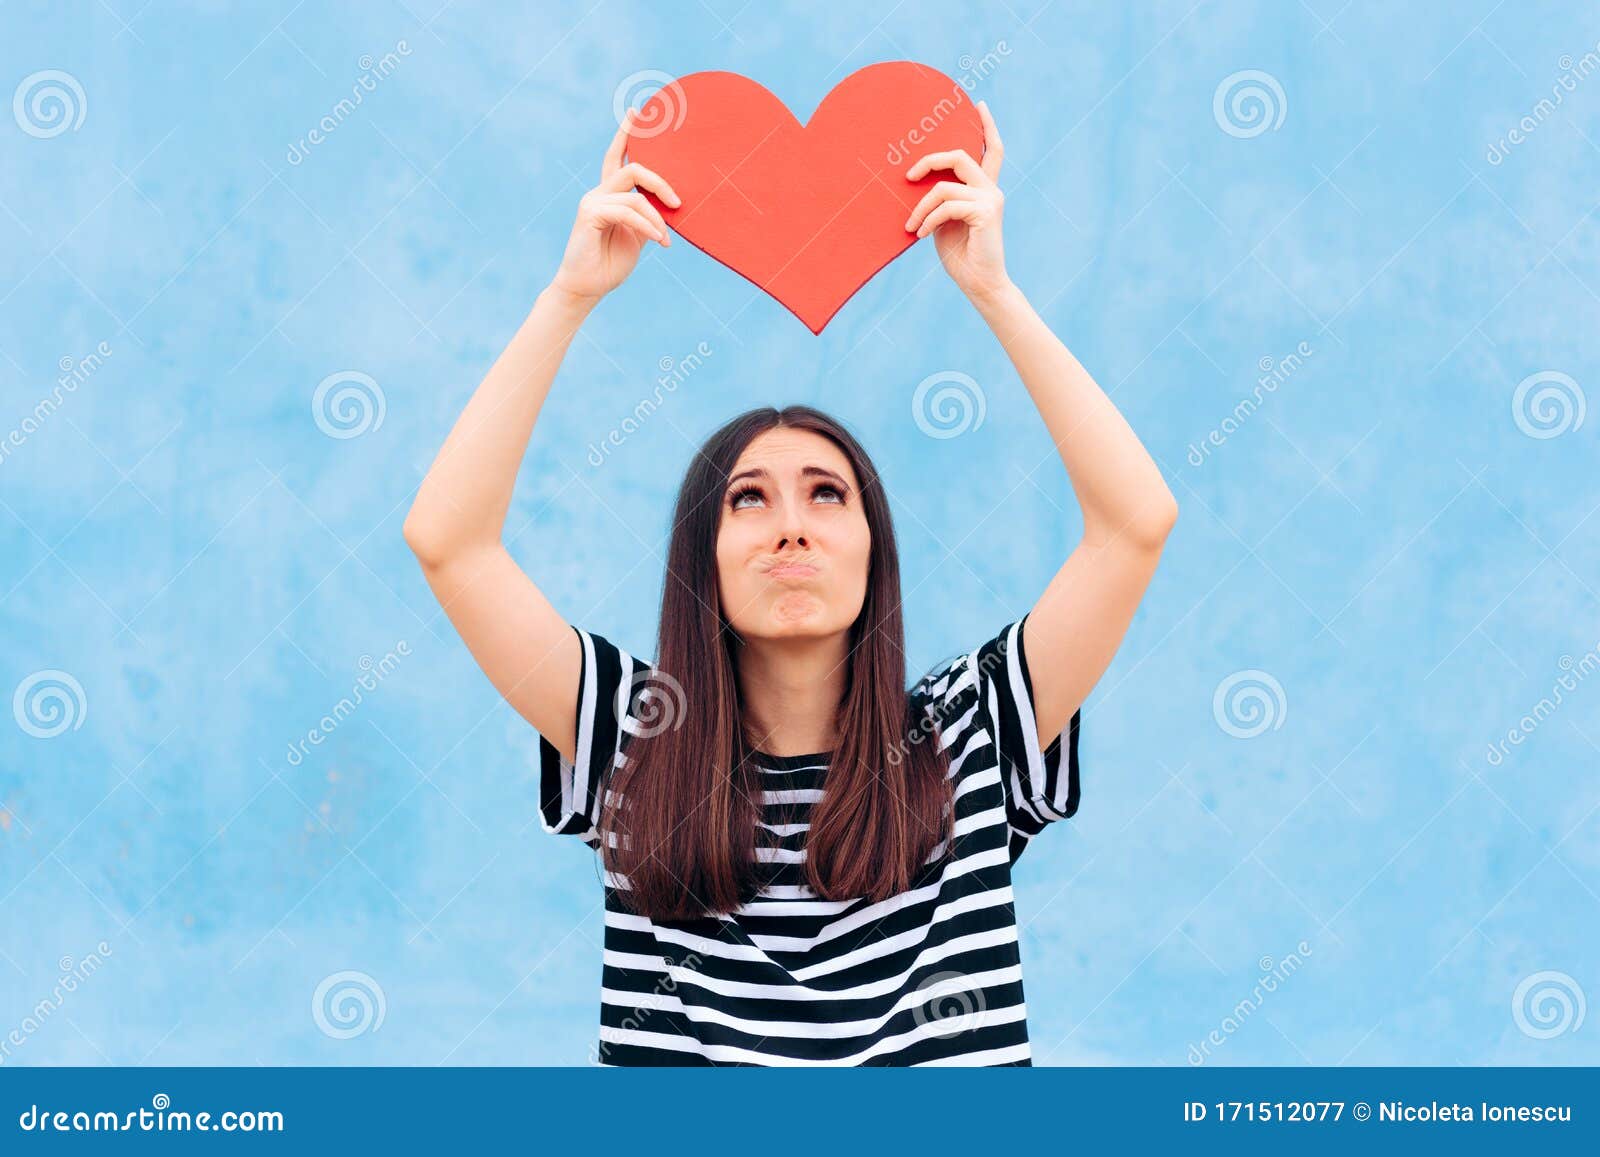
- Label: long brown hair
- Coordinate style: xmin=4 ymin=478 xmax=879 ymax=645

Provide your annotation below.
xmin=599 ymin=405 xmax=953 ymax=922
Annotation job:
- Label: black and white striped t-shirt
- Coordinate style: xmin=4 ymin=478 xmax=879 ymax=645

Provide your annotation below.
xmin=536 ymin=612 xmax=1082 ymax=1066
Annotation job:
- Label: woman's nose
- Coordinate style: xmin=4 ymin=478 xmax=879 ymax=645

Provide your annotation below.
xmin=777 ymin=503 xmax=808 ymax=550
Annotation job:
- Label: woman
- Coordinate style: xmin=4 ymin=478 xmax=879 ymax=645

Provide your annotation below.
xmin=403 ymin=101 xmax=1177 ymax=1066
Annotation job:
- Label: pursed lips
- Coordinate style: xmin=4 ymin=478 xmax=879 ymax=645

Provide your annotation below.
xmin=764 ymin=561 xmax=818 ymax=579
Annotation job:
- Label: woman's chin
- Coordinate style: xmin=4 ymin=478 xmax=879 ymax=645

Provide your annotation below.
xmin=749 ymin=594 xmax=835 ymax=635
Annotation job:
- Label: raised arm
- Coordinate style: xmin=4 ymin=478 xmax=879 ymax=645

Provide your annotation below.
xmin=402 ymin=111 xmax=680 ymax=763
xmin=904 ymin=101 xmax=1178 ymax=750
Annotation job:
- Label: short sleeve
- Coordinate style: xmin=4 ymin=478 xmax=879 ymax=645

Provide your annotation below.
xmin=914 ymin=612 xmax=1081 ymax=852
xmin=975 ymin=614 xmax=1081 ymax=840
xmin=536 ymin=625 xmax=658 ymax=847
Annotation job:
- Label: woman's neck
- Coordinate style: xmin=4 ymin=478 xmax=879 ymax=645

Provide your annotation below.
xmin=734 ymin=631 xmax=849 ymax=756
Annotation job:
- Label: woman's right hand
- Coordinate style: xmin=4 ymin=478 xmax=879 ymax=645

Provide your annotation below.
xmin=549 ymin=108 xmax=682 ymax=304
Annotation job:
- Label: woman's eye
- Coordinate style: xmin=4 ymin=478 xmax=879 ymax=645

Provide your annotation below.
xmin=728 ymin=483 xmax=843 ymax=509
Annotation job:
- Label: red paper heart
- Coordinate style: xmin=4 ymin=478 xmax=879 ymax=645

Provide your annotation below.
xmin=626 ymin=63 xmax=986 ymax=334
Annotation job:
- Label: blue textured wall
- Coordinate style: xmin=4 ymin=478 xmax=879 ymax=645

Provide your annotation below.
xmin=2 ymin=1 xmax=1595 ymax=1065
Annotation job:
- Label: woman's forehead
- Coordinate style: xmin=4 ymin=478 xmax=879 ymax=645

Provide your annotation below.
xmin=732 ymin=428 xmax=857 ymax=483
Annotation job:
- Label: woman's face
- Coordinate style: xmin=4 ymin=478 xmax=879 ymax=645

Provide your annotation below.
xmin=715 ymin=427 xmax=872 ymax=642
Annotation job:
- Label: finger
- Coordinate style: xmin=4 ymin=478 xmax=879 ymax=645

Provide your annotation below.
xmin=904 ymin=181 xmax=974 ymax=233
xmin=905 ymin=147 xmax=988 ymax=187
xmin=591 ymin=202 xmax=668 ymax=245
xmin=977 ymin=100 xmax=1004 ymax=181
xmin=626 ymin=164 xmax=682 ymax=207
xmin=595 ymin=203 xmax=668 ymax=246
xmin=607 ymin=190 xmax=670 ymax=236
xmin=601 ymin=109 xmax=634 ymax=182
xmin=916 ymin=200 xmax=979 ymax=238
xmin=602 ymin=160 xmax=681 ymax=207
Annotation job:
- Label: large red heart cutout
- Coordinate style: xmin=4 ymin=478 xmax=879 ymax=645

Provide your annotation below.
xmin=626 ymin=63 xmax=985 ymax=334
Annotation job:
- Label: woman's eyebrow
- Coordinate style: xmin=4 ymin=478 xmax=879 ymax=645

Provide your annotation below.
xmin=726 ymin=465 xmax=851 ymax=490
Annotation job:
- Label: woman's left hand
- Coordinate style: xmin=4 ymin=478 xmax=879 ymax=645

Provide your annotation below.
xmin=903 ymin=100 xmax=1010 ymax=304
